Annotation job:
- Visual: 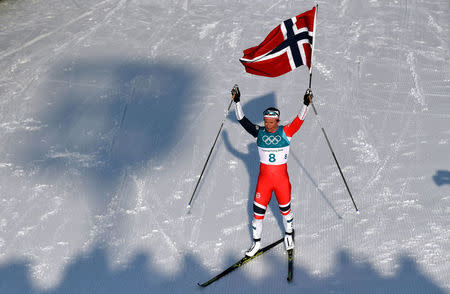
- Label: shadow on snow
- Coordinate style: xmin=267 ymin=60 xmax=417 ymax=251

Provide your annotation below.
xmin=8 ymin=57 xmax=197 ymax=210
xmin=0 ymin=245 xmax=446 ymax=294
xmin=432 ymin=170 xmax=450 ymax=186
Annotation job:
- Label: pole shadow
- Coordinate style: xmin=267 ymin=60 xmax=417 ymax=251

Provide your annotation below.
xmin=290 ymin=151 xmax=342 ymax=219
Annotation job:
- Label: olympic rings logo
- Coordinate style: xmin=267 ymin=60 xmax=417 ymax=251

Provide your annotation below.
xmin=262 ymin=135 xmax=282 ymax=145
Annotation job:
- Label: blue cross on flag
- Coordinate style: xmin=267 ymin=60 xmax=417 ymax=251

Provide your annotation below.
xmin=240 ymin=7 xmax=316 ymax=77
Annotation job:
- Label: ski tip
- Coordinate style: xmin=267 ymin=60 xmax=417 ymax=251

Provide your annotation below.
xmin=197 ymin=282 xmax=206 ymax=287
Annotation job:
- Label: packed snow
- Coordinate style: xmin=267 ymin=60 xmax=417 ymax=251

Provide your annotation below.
xmin=0 ymin=0 xmax=449 ymax=293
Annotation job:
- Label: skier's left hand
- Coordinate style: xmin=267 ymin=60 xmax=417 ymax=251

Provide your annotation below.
xmin=303 ymin=89 xmax=313 ymax=106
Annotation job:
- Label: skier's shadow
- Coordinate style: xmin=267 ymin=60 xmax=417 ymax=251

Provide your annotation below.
xmin=222 ymin=130 xmax=285 ymax=240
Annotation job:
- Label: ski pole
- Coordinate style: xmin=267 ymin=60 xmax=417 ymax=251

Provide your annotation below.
xmin=187 ymin=88 xmax=235 ymax=211
xmin=309 ymin=101 xmax=359 ymax=213
xmin=307 ymin=74 xmax=359 ymax=212
xmin=307 ymin=4 xmax=358 ymax=213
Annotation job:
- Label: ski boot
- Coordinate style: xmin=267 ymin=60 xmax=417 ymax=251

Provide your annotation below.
xmin=245 ymin=238 xmax=261 ymax=257
xmin=284 ymin=230 xmax=295 ymax=251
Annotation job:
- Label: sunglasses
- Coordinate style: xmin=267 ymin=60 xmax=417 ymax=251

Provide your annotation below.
xmin=263 ymin=109 xmax=280 ymax=117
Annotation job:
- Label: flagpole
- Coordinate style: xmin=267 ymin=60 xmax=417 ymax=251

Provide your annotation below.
xmin=306 ymin=4 xmax=359 ymax=213
xmin=308 ymin=4 xmax=318 ymax=89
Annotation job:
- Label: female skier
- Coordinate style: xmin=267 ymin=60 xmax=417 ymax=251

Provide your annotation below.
xmin=231 ymin=85 xmax=312 ymax=256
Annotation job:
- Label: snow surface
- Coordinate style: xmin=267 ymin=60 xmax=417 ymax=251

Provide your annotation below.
xmin=1 ymin=0 xmax=449 ymax=293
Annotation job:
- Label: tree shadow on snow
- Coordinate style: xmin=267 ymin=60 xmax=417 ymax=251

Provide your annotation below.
xmin=0 ymin=246 xmax=446 ymax=294
xmin=8 ymin=57 xmax=197 ymax=210
xmin=432 ymin=170 xmax=450 ymax=186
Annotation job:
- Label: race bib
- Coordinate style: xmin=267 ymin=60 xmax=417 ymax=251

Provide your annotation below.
xmin=258 ymin=146 xmax=290 ymax=165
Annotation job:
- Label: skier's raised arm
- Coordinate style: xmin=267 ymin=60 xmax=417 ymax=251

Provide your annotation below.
xmin=231 ymin=85 xmax=259 ymax=138
xmin=283 ymin=89 xmax=313 ymax=137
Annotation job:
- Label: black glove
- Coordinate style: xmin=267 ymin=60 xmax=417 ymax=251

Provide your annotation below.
xmin=303 ymin=89 xmax=313 ymax=106
xmin=231 ymin=84 xmax=240 ymax=103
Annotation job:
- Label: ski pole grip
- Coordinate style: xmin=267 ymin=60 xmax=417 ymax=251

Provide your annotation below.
xmin=231 ymin=84 xmax=239 ymax=95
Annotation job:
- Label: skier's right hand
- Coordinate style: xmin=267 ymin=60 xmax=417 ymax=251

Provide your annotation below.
xmin=231 ymin=84 xmax=240 ymax=103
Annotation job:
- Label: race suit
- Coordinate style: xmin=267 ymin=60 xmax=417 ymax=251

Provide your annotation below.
xmin=234 ymin=102 xmax=308 ymax=220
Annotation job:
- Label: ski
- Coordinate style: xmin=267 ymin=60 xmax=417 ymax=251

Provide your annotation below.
xmin=198 ymin=237 xmax=284 ymax=287
xmin=287 ymin=249 xmax=294 ymax=282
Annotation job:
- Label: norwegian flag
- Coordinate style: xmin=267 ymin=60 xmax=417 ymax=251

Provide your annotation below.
xmin=240 ymin=7 xmax=316 ymax=77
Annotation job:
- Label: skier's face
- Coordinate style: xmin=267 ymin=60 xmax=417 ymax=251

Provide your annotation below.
xmin=264 ymin=117 xmax=279 ymax=133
